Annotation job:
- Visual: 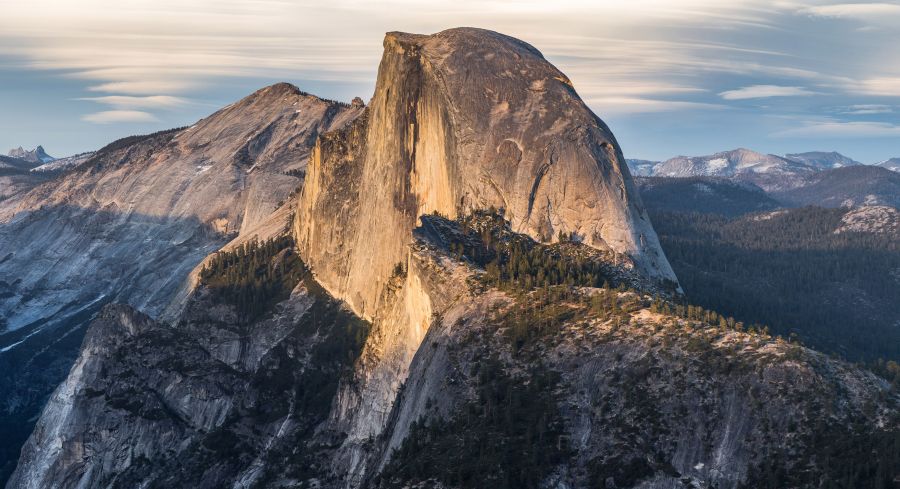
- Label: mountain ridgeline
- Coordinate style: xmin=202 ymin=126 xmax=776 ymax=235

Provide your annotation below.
xmin=628 ymin=148 xmax=900 ymax=201
xmin=0 ymin=83 xmax=363 ymax=484
xmin=4 ymin=28 xmax=899 ymax=489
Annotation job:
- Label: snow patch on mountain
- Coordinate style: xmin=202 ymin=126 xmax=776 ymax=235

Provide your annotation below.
xmin=30 ymin=152 xmax=95 ymax=173
xmin=648 ymin=148 xmax=817 ymax=191
xmin=706 ymin=157 xmax=728 ymax=172
xmin=625 ymin=159 xmax=659 ymax=177
xmin=877 ymin=158 xmax=900 ymax=172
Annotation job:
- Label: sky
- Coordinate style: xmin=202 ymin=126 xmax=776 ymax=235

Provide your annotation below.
xmin=0 ymin=0 xmax=898 ymax=162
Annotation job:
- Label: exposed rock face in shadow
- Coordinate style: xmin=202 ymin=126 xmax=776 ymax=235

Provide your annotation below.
xmin=7 ymin=282 xmax=370 ymax=489
xmin=295 ymin=28 xmax=676 ymax=322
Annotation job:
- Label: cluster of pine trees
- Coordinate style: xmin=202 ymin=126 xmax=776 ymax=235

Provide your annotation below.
xmin=199 ymin=235 xmax=305 ymax=321
xmin=385 ymin=210 xmax=900 ymax=488
xmin=742 ymin=421 xmax=900 ymax=489
xmin=377 ymin=358 xmax=568 ymax=489
xmin=94 ymin=127 xmax=187 ymax=158
xmin=441 ymin=210 xmax=614 ymax=292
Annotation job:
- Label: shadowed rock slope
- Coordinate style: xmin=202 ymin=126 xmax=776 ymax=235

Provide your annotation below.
xmin=1 ymin=82 xmax=362 ymax=333
xmin=635 ymin=176 xmax=781 ymax=217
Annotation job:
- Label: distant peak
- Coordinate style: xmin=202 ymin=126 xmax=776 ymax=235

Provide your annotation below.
xmin=249 ymin=82 xmax=302 ymax=101
xmin=7 ymin=145 xmax=53 ymax=163
xmin=229 ymin=82 xmax=355 ymax=113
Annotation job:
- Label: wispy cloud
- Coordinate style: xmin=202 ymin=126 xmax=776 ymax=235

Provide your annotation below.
xmin=719 ymin=85 xmax=818 ymax=100
xmin=804 ymin=3 xmax=900 ymax=21
xmin=86 ymin=81 xmax=200 ymax=95
xmin=82 ymin=110 xmax=159 ymax=124
xmin=840 ymin=104 xmax=893 ymax=114
xmin=77 ymin=95 xmax=189 ymax=110
xmin=585 ymin=97 xmax=726 ymax=115
xmin=1 ymin=0 xmax=899 ymax=160
xmin=775 ymin=120 xmax=900 ymax=138
xmin=852 ymin=77 xmax=900 ymax=97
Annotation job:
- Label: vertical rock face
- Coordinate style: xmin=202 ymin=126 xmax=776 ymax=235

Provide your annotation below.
xmin=295 ymin=28 xmax=677 ymax=320
xmin=292 ymin=28 xmax=679 ymax=486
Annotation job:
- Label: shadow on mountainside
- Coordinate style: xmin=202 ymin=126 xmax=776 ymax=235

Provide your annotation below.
xmin=0 ymin=203 xmax=231 ymax=486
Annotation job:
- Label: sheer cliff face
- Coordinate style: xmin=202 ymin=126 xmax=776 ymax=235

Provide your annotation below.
xmin=295 ymin=28 xmax=676 ymax=319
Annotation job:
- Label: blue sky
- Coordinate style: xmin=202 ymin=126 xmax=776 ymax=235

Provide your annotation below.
xmin=1 ymin=0 xmax=898 ymax=162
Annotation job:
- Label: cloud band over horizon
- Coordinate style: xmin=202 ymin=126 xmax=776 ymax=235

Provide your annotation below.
xmin=0 ymin=0 xmax=898 ymax=162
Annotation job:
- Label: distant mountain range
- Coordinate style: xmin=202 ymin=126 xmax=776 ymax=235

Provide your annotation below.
xmin=628 ymin=148 xmax=900 ymax=200
xmin=3 ymin=146 xmax=96 ymax=174
xmin=1 ymin=147 xmax=96 ymax=202
xmin=628 ymin=148 xmax=897 ymax=184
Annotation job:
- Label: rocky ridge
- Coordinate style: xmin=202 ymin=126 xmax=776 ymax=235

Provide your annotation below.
xmin=784 ymin=151 xmax=861 ymax=169
xmin=635 ymin=176 xmax=781 ymax=217
xmin=771 ymin=164 xmax=900 ymax=209
xmin=878 ymin=158 xmax=900 ymax=172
